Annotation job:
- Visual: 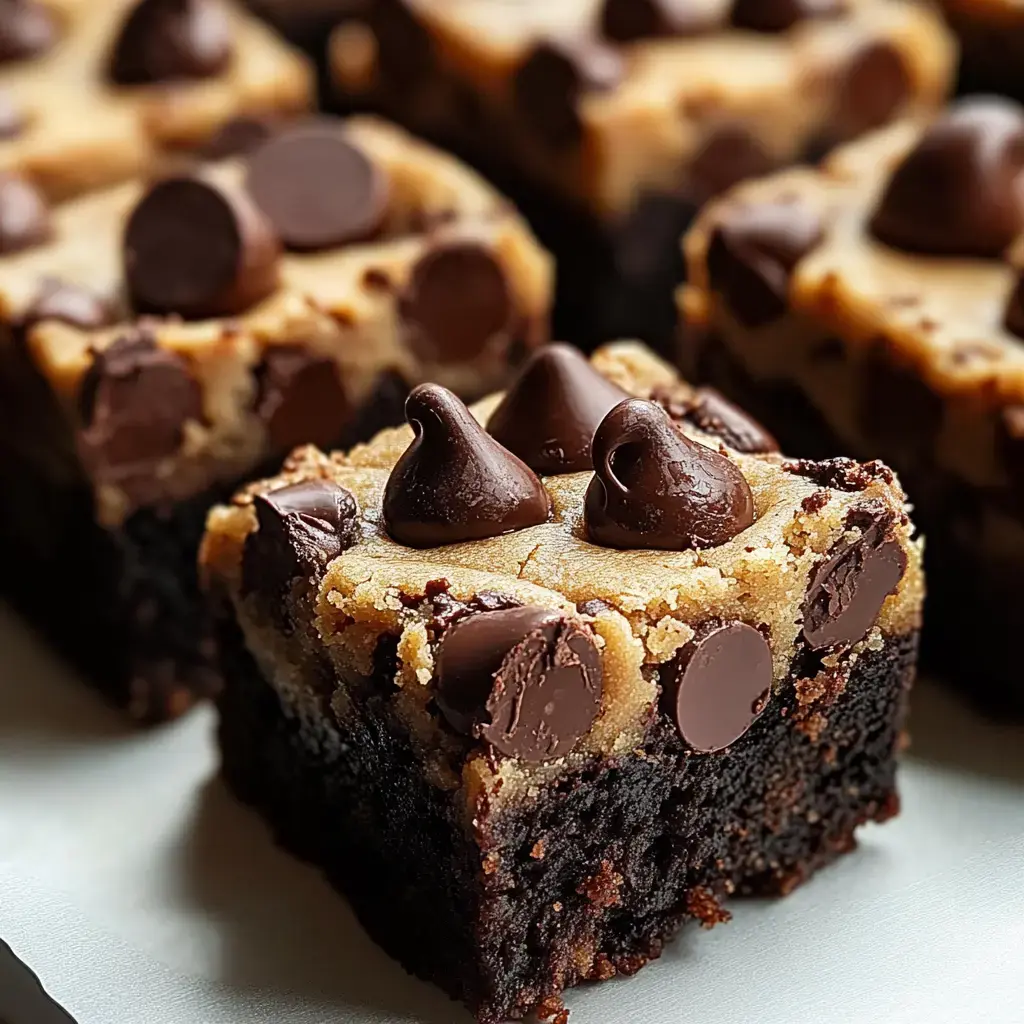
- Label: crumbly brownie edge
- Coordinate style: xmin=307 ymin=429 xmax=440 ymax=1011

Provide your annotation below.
xmin=215 ymin=603 xmax=916 ymax=1023
xmin=683 ymin=322 xmax=1024 ymax=715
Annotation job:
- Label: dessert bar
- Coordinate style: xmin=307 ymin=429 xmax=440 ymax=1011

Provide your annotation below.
xmin=0 ymin=115 xmax=551 ymax=721
xmin=202 ymin=341 xmax=922 ymax=1021
xmin=328 ymin=0 xmax=955 ymax=349
xmin=681 ymin=96 xmax=1024 ymax=713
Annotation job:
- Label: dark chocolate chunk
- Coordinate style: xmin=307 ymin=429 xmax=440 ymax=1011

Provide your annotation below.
xmin=0 ymin=86 xmax=25 ymax=138
xmin=242 ymin=478 xmax=358 ymax=602
xmin=870 ymin=98 xmax=1024 ymax=258
xmin=688 ymin=125 xmax=775 ymax=206
xmin=663 ymin=621 xmax=772 ymax=752
xmin=401 ymin=243 xmax=514 ymax=363
xmin=513 ymin=37 xmax=624 ymax=149
xmin=682 ymin=388 xmax=779 ymax=454
xmin=246 ymin=124 xmax=389 ymax=251
xmin=124 ymin=175 xmax=280 ymax=319
xmin=706 ymin=200 xmax=823 ymax=328
xmin=1005 ymin=274 xmax=1024 ymax=340
xmin=833 ymin=42 xmax=910 ymax=139
xmin=485 ymin=343 xmax=629 ymax=474
xmin=0 ymin=0 xmax=57 ymax=64
xmin=436 ymin=607 xmax=602 ymax=763
xmin=600 ymin=0 xmax=713 ymax=41
xmin=77 ymin=331 xmax=203 ymax=483
xmin=0 ymin=172 xmax=51 ymax=254
xmin=0 ymin=937 xmax=77 ymax=1024
xmin=254 ymin=345 xmax=351 ymax=453
xmin=23 ymin=278 xmax=117 ymax=330
xmin=108 ymin=0 xmax=233 ymax=85
xmin=731 ymin=0 xmax=842 ymax=33
xmin=803 ymin=512 xmax=906 ymax=649
xmin=383 ymin=383 xmax=550 ymax=548
xmin=585 ymin=399 xmax=755 ymax=550
xmin=202 ymin=115 xmax=280 ymax=160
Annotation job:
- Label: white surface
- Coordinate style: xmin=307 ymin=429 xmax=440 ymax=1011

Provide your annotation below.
xmin=2 ymin=604 xmax=1023 ymax=1024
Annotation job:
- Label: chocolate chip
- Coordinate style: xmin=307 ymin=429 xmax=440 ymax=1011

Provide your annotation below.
xmin=254 ymin=346 xmax=351 ymax=453
xmin=485 ymin=344 xmax=629 ymax=474
xmin=401 ymin=243 xmax=514 ymax=363
xmin=246 ymin=124 xmax=389 ymax=251
xmin=436 ymin=607 xmax=602 ymax=763
xmin=585 ymin=399 xmax=755 ymax=550
xmin=681 ymin=388 xmax=779 ymax=454
xmin=22 ymin=278 xmax=117 ymax=330
xmin=242 ymin=479 xmax=358 ymax=604
xmin=0 ymin=172 xmax=51 ymax=254
xmin=77 ymin=331 xmax=203 ymax=485
xmin=803 ymin=512 xmax=906 ymax=649
xmin=0 ymin=0 xmax=57 ymax=64
xmin=513 ymin=37 xmax=624 ymax=150
xmin=688 ymin=126 xmax=775 ymax=206
xmin=383 ymin=383 xmax=550 ymax=548
xmin=832 ymin=42 xmax=910 ymax=139
xmin=1005 ymin=275 xmax=1024 ymax=340
xmin=663 ymin=621 xmax=772 ymax=752
xmin=731 ymin=0 xmax=843 ymax=33
xmin=124 ymin=175 xmax=280 ymax=319
xmin=202 ymin=115 xmax=281 ymax=160
xmin=706 ymin=200 xmax=823 ymax=328
xmin=870 ymin=98 xmax=1024 ymax=258
xmin=108 ymin=0 xmax=233 ymax=85
xmin=0 ymin=87 xmax=25 ymax=139
xmin=600 ymin=0 xmax=714 ymax=41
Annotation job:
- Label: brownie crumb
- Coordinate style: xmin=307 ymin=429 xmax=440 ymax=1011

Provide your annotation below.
xmin=783 ymin=457 xmax=894 ymax=490
xmin=577 ymin=860 xmax=624 ymax=908
xmin=800 ymin=489 xmax=831 ymax=514
xmin=530 ymin=839 xmax=547 ymax=860
xmin=537 ymin=995 xmax=570 ymax=1024
xmin=686 ymin=886 xmax=732 ymax=929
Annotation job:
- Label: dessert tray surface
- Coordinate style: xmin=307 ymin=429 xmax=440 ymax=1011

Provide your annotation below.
xmin=1 ymin=607 xmax=1022 ymax=1024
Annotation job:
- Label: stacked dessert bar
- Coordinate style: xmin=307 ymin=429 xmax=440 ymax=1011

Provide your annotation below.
xmin=325 ymin=0 xmax=955 ymax=347
xmin=202 ymin=342 xmax=922 ymax=1021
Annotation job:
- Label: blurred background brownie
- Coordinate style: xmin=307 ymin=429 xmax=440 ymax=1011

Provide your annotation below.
xmin=0 ymin=0 xmax=314 ymax=200
xmin=202 ymin=341 xmax=922 ymax=1023
xmin=0 ymin=115 xmax=551 ymax=721
xmin=681 ymin=96 xmax=1024 ymax=715
xmin=323 ymin=0 xmax=955 ymax=351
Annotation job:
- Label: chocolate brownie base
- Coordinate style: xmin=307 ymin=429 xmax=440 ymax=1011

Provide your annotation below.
xmin=216 ymin=608 xmax=916 ymax=1023
xmin=685 ymin=329 xmax=1023 ymax=716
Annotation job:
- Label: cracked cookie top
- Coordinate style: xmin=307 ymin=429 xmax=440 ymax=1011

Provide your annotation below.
xmin=0 ymin=116 xmax=552 ymax=526
xmin=202 ymin=342 xmax=922 ymax=807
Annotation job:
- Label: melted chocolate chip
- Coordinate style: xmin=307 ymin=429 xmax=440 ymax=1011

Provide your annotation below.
xmin=436 ymin=607 xmax=602 ymax=763
xmin=0 ymin=87 xmax=25 ymax=139
xmin=681 ymin=388 xmax=779 ymax=454
xmin=77 ymin=331 xmax=203 ymax=486
xmin=202 ymin=115 xmax=281 ymax=160
xmin=246 ymin=124 xmax=389 ymax=251
xmin=706 ymin=200 xmax=823 ymax=328
xmin=513 ymin=37 xmax=624 ymax=149
xmin=585 ymin=399 xmax=755 ymax=550
xmin=0 ymin=0 xmax=57 ymax=64
xmin=663 ymin=621 xmax=772 ymax=752
xmin=401 ymin=243 xmax=514 ymax=363
xmin=833 ymin=42 xmax=910 ymax=140
xmin=688 ymin=126 xmax=775 ymax=206
xmin=731 ymin=0 xmax=842 ymax=33
xmin=1005 ymin=274 xmax=1024 ymax=340
xmin=254 ymin=346 xmax=351 ymax=453
xmin=803 ymin=511 xmax=906 ymax=649
xmin=0 ymin=936 xmax=77 ymax=1023
xmin=486 ymin=343 xmax=629 ymax=474
xmin=109 ymin=0 xmax=233 ymax=85
xmin=383 ymin=384 xmax=550 ymax=548
xmin=242 ymin=479 xmax=358 ymax=606
xmin=870 ymin=98 xmax=1024 ymax=258
xmin=23 ymin=278 xmax=117 ymax=330
xmin=600 ymin=0 xmax=713 ymax=41
xmin=124 ymin=175 xmax=280 ymax=319
xmin=0 ymin=172 xmax=51 ymax=254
